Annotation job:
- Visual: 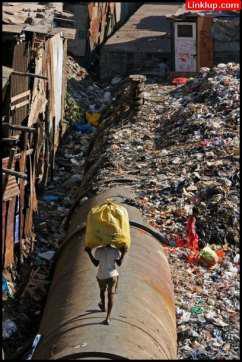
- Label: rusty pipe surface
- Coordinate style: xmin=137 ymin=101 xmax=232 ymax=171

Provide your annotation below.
xmin=33 ymin=187 xmax=177 ymax=359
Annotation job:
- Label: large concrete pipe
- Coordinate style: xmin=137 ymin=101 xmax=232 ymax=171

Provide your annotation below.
xmin=33 ymin=187 xmax=177 ymax=360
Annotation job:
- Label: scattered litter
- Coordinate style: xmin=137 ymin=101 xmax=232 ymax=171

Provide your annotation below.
xmin=42 ymin=195 xmax=63 ymax=202
xmin=72 ymin=122 xmax=96 ymax=134
xmin=25 ymin=334 xmax=42 ymax=360
xmin=37 ymin=251 xmax=56 ymax=261
xmin=2 ymin=277 xmax=14 ymax=299
xmin=199 ymin=245 xmax=219 ymax=268
xmin=2 ymin=320 xmax=17 ymax=339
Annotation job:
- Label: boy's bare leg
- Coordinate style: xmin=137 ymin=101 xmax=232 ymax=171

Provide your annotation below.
xmin=104 ymin=292 xmax=114 ymax=324
xmin=98 ymin=289 xmax=106 ymax=311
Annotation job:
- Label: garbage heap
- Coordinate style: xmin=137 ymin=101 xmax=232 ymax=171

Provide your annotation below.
xmin=65 ymin=56 xmax=122 ymax=118
xmin=76 ymin=63 xmax=240 ymax=249
xmin=143 ymin=63 xmax=240 ymax=247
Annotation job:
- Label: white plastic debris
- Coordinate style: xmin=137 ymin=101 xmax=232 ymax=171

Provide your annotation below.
xmin=25 ymin=334 xmax=42 ymax=360
xmin=2 ymin=319 xmax=17 ymax=339
xmin=38 ymin=250 xmax=56 ymax=261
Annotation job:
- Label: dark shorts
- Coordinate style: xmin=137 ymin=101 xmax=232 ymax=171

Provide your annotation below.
xmin=97 ymin=276 xmax=118 ymax=294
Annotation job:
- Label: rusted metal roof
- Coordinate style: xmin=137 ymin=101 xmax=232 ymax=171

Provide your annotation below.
xmin=2 ymin=2 xmax=76 ymax=39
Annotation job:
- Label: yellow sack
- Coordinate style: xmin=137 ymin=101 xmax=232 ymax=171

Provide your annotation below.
xmin=85 ymin=111 xmax=101 ymax=127
xmin=85 ymin=199 xmax=131 ymax=250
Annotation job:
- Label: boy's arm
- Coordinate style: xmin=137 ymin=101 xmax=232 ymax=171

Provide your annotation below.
xmin=116 ymin=247 xmax=127 ymax=267
xmin=85 ymin=247 xmax=99 ymax=267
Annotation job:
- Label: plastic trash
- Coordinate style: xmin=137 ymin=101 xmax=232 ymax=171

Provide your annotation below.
xmin=85 ymin=111 xmax=101 ymax=127
xmin=2 ymin=277 xmax=14 ymax=299
xmin=72 ymin=122 xmax=95 ymax=134
xmin=172 ymin=77 xmax=188 ymax=86
xmin=234 ymin=254 xmax=240 ymax=264
xmin=24 ymin=334 xmax=42 ymax=360
xmin=85 ymin=199 xmax=131 ymax=249
xmin=191 ymin=306 xmax=204 ymax=315
xmin=2 ymin=319 xmax=17 ymax=339
xmin=42 ymin=195 xmax=63 ymax=202
xmin=199 ymin=245 xmax=219 ymax=267
xmin=111 ymin=76 xmax=122 ymax=85
xmin=38 ymin=250 xmax=56 ymax=261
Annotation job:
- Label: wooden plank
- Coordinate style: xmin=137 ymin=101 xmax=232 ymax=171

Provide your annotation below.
xmin=197 ymin=15 xmax=213 ymax=69
xmin=4 ymin=198 xmax=16 ymax=267
xmin=2 ymin=168 xmax=28 ymax=179
xmin=11 ymin=41 xmax=30 ymax=129
xmin=12 ymin=71 xmax=48 ymax=80
xmin=3 ymin=149 xmax=16 ymax=190
xmin=3 ymin=148 xmax=17 ymax=267
xmin=60 ymin=38 xmax=68 ymax=137
xmin=2 ymin=123 xmax=36 ymax=132
xmin=2 ymin=149 xmax=33 ymax=162
xmin=11 ymin=90 xmax=30 ymax=103
xmin=50 ymin=27 xmax=76 ymax=39
xmin=2 ymin=202 xmax=7 ymax=259
xmin=3 ymin=24 xmax=24 ymax=33
xmin=24 ymin=154 xmax=33 ymax=238
xmin=10 ymin=99 xmax=30 ymax=111
xmin=19 ymin=151 xmax=26 ymax=254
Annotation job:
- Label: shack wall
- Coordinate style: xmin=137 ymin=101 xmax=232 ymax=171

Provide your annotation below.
xmin=212 ymin=17 xmax=240 ymax=64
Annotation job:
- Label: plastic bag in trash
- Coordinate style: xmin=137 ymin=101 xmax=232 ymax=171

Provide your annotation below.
xmin=86 ymin=111 xmax=101 ymax=127
xmin=24 ymin=334 xmax=42 ymax=360
xmin=2 ymin=277 xmax=14 ymax=299
xmin=72 ymin=122 xmax=95 ymax=134
xmin=2 ymin=319 xmax=17 ymax=339
xmin=85 ymin=199 xmax=131 ymax=249
xmin=199 ymin=245 xmax=219 ymax=267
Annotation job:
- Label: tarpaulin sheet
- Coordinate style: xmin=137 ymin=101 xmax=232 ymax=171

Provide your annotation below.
xmin=47 ymin=33 xmax=64 ymax=131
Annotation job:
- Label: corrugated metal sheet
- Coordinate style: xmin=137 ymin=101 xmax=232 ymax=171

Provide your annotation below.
xmin=28 ymin=46 xmax=48 ymax=127
xmin=10 ymin=41 xmax=30 ymax=130
xmin=2 ymin=2 xmax=74 ymax=280
xmin=47 ymin=33 xmax=64 ymax=131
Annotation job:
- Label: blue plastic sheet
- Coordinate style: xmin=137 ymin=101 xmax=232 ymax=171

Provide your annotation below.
xmin=2 ymin=277 xmax=13 ymax=298
xmin=42 ymin=195 xmax=63 ymax=202
xmin=72 ymin=122 xmax=95 ymax=134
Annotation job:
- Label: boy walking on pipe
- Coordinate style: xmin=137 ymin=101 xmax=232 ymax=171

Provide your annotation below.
xmin=85 ymin=245 xmax=127 ymax=325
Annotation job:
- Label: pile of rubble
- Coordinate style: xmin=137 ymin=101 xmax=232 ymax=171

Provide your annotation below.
xmin=145 ymin=63 xmax=240 ymax=247
xmin=66 ymin=56 xmax=122 ymax=115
